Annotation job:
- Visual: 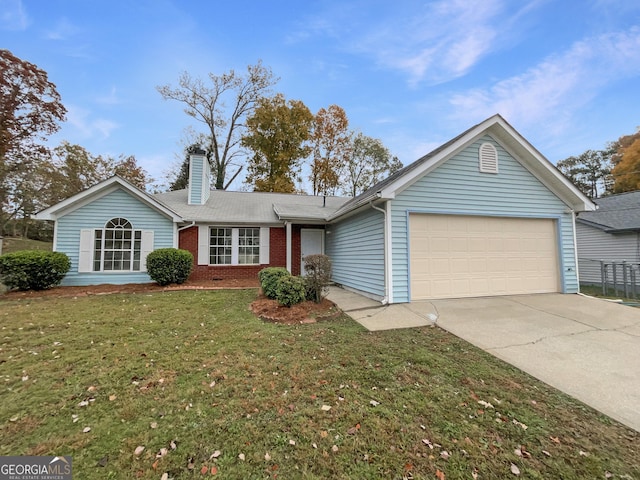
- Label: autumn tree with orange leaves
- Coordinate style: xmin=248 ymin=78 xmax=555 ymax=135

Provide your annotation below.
xmin=309 ymin=105 xmax=351 ymax=196
xmin=610 ymin=129 xmax=640 ymax=193
xmin=242 ymin=94 xmax=314 ymax=193
xmin=0 ymin=49 xmax=67 ymax=234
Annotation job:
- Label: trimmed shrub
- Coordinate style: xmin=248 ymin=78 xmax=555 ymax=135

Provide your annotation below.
xmin=0 ymin=250 xmax=70 ymax=291
xmin=146 ymin=248 xmax=193 ymax=286
xmin=303 ymin=254 xmax=332 ymax=303
xmin=275 ymin=275 xmax=306 ymax=307
xmin=258 ymin=267 xmax=290 ymax=299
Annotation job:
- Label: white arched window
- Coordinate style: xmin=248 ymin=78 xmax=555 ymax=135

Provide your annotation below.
xmin=93 ymin=218 xmax=142 ymax=271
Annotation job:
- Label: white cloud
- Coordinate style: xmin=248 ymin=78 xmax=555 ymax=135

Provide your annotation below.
xmin=96 ymin=86 xmax=121 ymax=105
xmin=292 ymin=0 xmax=545 ymax=86
xmin=354 ymin=0 xmax=505 ymax=85
xmin=0 ymin=0 xmax=28 ymax=30
xmin=449 ymin=26 xmax=640 ymax=132
xmin=45 ymin=17 xmax=81 ymax=40
xmin=65 ymin=105 xmax=119 ymax=140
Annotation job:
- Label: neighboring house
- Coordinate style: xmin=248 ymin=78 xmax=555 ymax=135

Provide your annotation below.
xmin=34 ymin=114 xmax=594 ymax=302
xmin=575 ymin=191 xmax=640 ymax=285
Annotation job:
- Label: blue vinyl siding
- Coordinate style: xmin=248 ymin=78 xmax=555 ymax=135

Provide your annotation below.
xmin=326 ymin=208 xmax=385 ymax=298
xmin=56 ymin=188 xmax=176 ymax=286
xmin=189 ymin=166 xmax=203 ymax=205
xmin=391 ymin=135 xmax=577 ymax=302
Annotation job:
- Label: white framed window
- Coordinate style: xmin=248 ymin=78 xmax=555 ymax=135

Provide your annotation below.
xmin=238 ymin=228 xmax=260 ymax=264
xmin=78 ymin=220 xmax=154 ymax=273
xmin=209 ymin=227 xmax=232 ymax=265
xmin=93 ymin=218 xmax=141 ymax=271
xmin=198 ymin=226 xmax=269 ymax=266
xmin=479 ymin=142 xmax=498 ymax=173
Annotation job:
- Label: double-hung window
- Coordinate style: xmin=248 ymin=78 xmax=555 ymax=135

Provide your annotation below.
xmin=209 ymin=227 xmax=232 ymax=264
xmin=238 ymin=228 xmax=260 ymax=264
xmin=93 ymin=218 xmax=142 ymax=271
xmin=78 ymin=220 xmax=154 ymax=274
xmin=202 ymin=226 xmax=268 ymax=266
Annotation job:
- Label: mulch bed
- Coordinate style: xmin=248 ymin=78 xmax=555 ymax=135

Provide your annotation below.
xmin=250 ymin=295 xmax=342 ymax=325
xmin=0 ymin=279 xmax=260 ymax=299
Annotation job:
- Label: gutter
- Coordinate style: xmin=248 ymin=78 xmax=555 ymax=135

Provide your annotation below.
xmin=178 ymin=221 xmax=196 ymax=231
xmin=369 ymin=196 xmax=390 ymax=305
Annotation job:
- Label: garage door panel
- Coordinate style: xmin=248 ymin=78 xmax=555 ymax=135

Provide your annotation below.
xmin=410 ymin=214 xmax=559 ymax=300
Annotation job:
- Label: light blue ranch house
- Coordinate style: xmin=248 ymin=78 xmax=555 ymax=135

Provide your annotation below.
xmin=34 ymin=115 xmax=595 ymax=302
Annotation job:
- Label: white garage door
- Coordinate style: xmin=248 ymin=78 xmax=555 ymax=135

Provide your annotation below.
xmin=410 ymin=214 xmax=560 ymax=300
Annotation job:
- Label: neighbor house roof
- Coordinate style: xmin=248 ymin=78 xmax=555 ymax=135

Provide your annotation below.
xmin=328 ymin=114 xmax=595 ymax=221
xmin=577 ymin=191 xmax=640 ymax=232
xmin=33 ymin=176 xmax=183 ymax=222
xmin=153 ymin=189 xmax=349 ymax=225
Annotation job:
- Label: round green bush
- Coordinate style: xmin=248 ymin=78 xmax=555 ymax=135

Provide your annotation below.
xmin=146 ymin=248 xmax=193 ymax=286
xmin=275 ymin=275 xmax=306 ymax=307
xmin=0 ymin=250 xmax=71 ymax=291
xmin=258 ymin=267 xmax=290 ymax=299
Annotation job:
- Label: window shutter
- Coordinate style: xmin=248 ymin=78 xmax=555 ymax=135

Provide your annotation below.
xmin=140 ymin=230 xmax=154 ymax=271
xmin=479 ymin=142 xmax=498 ymax=173
xmin=259 ymin=227 xmax=270 ymax=264
xmin=78 ymin=229 xmax=93 ymax=273
xmin=198 ymin=225 xmax=210 ymax=265
xmin=231 ymin=229 xmax=239 ymax=265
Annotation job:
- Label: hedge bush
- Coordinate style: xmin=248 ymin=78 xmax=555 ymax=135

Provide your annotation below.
xmin=303 ymin=254 xmax=332 ymax=303
xmin=258 ymin=267 xmax=290 ymax=299
xmin=146 ymin=248 xmax=193 ymax=286
xmin=0 ymin=250 xmax=70 ymax=291
xmin=275 ymin=275 xmax=306 ymax=307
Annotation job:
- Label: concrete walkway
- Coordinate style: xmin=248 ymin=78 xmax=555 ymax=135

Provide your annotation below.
xmin=327 ymin=286 xmax=436 ymax=330
xmin=328 ymin=286 xmax=640 ymax=432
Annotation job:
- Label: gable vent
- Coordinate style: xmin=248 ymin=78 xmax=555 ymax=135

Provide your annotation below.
xmin=479 ymin=142 xmax=498 ymax=174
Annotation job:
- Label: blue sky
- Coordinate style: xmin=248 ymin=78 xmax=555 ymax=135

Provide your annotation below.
xmin=2 ymin=0 xmax=640 ymax=191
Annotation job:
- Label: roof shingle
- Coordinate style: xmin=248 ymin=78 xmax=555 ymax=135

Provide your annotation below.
xmin=577 ymin=191 xmax=640 ymax=232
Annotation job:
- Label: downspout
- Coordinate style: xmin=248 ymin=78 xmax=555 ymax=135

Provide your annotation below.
xmin=570 ymin=210 xmax=579 ymax=294
xmin=369 ymin=198 xmax=389 ymax=305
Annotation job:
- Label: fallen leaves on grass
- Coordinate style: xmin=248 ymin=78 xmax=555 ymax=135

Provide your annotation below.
xmin=512 ymin=419 xmax=528 ymax=430
xmin=514 ymin=445 xmax=531 ymax=459
xmin=346 ymin=423 xmax=360 ymax=435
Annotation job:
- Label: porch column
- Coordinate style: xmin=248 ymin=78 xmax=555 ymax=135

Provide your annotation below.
xmin=286 ymin=222 xmax=292 ymax=273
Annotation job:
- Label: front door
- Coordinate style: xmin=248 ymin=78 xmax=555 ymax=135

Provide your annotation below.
xmin=301 ymin=229 xmax=324 ymax=275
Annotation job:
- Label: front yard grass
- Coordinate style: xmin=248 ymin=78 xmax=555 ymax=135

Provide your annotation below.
xmin=1 ymin=289 xmax=637 ymax=479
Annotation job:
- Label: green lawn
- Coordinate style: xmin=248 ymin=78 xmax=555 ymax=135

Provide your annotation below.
xmin=1 ymin=236 xmax=52 ymax=254
xmin=0 ymin=289 xmax=637 ymax=479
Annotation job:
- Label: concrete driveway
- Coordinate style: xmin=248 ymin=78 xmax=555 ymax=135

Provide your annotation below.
xmin=425 ymin=294 xmax=640 ymax=433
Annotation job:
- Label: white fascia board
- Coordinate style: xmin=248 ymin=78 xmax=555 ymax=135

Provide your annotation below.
xmin=379 ymin=117 xmax=500 ymax=199
xmin=378 ymin=114 xmax=595 ymax=213
xmin=488 ymin=121 xmax=596 ymax=212
xmin=33 ymin=177 xmax=183 ymax=222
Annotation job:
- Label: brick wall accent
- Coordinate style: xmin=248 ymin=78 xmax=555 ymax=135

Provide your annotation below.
xmin=178 ymin=225 xmax=316 ymax=281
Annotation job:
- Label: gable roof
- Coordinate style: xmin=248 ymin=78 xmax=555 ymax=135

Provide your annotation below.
xmin=329 ymin=114 xmax=595 ymax=221
xmin=577 ymin=191 xmax=640 ymax=232
xmin=32 ymin=176 xmax=183 ymax=222
xmin=153 ymin=189 xmax=349 ymax=224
